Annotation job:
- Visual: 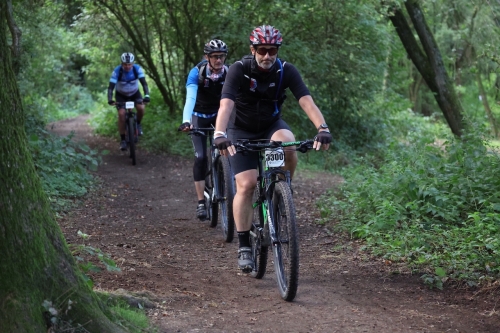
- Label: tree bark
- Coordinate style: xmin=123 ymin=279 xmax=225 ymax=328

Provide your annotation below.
xmin=0 ymin=2 xmax=127 ymax=332
xmin=476 ymin=72 xmax=499 ymax=138
xmin=389 ymin=1 xmax=466 ymax=136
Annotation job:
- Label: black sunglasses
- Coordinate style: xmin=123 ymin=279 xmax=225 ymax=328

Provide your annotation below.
xmin=208 ymin=54 xmax=227 ymax=60
xmin=255 ymin=47 xmax=279 ymax=56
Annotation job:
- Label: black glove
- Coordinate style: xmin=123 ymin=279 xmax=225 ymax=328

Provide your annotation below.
xmin=178 ymin=122 xmax=191 ymax=131
xmin=214 ymin=136 xmax=232 ymax=150
xmin=314 ymin=131 xmax=332 ymax=144
xmin=108 ymin=100 xmax=115 ymax=105
xmin=143 ymin=95 xmax=150 ymax=103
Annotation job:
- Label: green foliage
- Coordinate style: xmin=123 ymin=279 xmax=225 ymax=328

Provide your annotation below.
xmin=69 ymin=231 xmax=120 ymax=288
xmin=320 ymin=118 xmax=500 ymax=285
xmin=28 ymin=129 xmax=103 ymax=211
xmin=98 ymin=292 xmax=159 ymax=333
xmin=15 ymin=1 xmax=97 ymax=123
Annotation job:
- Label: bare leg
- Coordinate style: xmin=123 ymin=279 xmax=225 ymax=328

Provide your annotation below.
xmin=233 ymin=169 xmax=258 ymax=232
xmin=194 ymin=180 xmax=205 ymax=201
xmin=271 ymin=129 xmax=297 ymax=178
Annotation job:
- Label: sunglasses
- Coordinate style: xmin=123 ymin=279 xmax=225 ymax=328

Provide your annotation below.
xmin=208 ymin=54 xmax=227 ymax=60
xmin=255 ymin=47 xmax=279 ymax=56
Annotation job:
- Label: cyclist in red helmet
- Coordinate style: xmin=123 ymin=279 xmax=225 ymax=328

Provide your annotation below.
xmin=178 ymin=39 xmax=229 ymax=220
xmin=213 ymin=25 xmax=332 ymax=271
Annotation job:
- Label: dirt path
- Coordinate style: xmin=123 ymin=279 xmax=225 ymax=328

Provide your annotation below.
xmin=52 ymin=115 xmax=499 ymax=333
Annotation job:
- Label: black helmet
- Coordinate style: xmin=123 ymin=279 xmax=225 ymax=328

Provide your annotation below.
xmin=203 ymin=39 xmax=228 ymax=54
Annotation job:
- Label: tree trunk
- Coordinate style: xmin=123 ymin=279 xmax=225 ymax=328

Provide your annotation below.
xmin=476 ymin=72 xmax=499 ymax=138
xmin=0 ymin=3 xmax=127 ymax=332
xmin=389 ymin=1 xmax=466 ymax=136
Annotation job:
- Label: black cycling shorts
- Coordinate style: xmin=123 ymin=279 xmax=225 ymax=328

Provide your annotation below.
xmin=228 ymin=118 xmax=291 ymax=175
xmin=115 ymin=91 xmax=143 ymax=110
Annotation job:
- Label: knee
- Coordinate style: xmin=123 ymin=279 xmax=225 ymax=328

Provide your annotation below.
xmin=118 ymin=109 xmax=126 ymax=120
xmin=236 ymin=177 xmax=257 ymax=197
xmin=194 ymin=155 xmax=207 ymax=168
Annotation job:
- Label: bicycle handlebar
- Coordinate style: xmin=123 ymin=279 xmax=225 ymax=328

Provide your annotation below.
xmin=179 ymin=127 xmax=215 ymax=137
xmin=233 ymin=139 xmax=314 ymax=153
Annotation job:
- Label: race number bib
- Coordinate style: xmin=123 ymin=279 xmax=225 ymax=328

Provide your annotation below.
xmin=265 ymin=148 xmax=285 ymax=168
xmin=125 ymin=101 xmax=135 ymax=109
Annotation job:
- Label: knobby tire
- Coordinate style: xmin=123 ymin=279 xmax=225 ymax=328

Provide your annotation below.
xmin=217 ymin=155 xmax=235 ymax=242
xmin=271 ymin=180 xmax=298 ymax=301
xmin=206 ymin=151 xmax=218 ymax=227
xmin=127 ymin=116 xmax=136 ymax=166
xmin=250 ymin=184 xmax=268 ymax=279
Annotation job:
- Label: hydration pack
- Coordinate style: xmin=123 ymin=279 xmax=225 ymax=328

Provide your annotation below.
xmin=196 ymin=60 xmax=229 ymax=85
xmin=118 ymin=65 xmax=139 ymax=82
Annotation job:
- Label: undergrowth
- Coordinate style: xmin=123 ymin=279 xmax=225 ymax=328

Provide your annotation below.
xmin=28 ymin=128 xmax=105 ymax=212
xmin=319 ymin=125 xmax=500 ymax=289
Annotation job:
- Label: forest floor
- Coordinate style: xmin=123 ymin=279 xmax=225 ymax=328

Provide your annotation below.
xmin=50 ymin=115 xmax=500 ymax=333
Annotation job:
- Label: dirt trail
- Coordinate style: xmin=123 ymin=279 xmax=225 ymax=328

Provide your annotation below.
xmin=52 ymin=115 xmax=499 ymax=333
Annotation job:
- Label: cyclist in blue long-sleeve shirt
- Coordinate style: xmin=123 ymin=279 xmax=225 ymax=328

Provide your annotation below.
xmin=178 ymin=40 xmax=229 ymax=220
xmin=108 ymin=52 xmax=150 ymax=151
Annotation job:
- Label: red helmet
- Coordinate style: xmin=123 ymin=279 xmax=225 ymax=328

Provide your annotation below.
xmin=249 ymin=25 xmax=283 ymax=46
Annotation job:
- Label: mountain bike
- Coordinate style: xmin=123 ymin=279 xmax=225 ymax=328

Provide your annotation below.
xmin=117 ymin=101 xmax=139 ymax=166
xmin=187 ymin=128 xmax=236 ymax=242
xmin=233 ymin=139 xmax=314 ymax=302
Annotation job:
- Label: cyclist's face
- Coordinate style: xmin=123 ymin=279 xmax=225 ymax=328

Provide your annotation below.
xmin=251 ymin=46 xmax=278 ymax=70
xmin=206 ymin=53 xmax=226 ymax=72
xmin=121 ymin=62 xmax=133 ymax=72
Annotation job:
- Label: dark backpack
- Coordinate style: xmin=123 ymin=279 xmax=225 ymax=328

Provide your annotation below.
xmin=196 ymin=60 xmax=229 ymax=85
xmin=118 ymin=65 xmax=139 ymax=82
xmin=240 ymin=55 xmax=284 ymax=116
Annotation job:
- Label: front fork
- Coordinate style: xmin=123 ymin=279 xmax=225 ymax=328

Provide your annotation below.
xmin=261 ymin=168 xmax=291 ymax=246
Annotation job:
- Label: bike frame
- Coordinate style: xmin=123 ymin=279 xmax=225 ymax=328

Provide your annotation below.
xmin=188 ymin=127 xmax=234 ymax=235
xmin=254 ymin=141 xmax=301 ymax=246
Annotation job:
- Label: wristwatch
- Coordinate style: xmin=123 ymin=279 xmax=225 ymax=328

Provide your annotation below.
xmin=317 ymin=123 xmax=329 ymax=130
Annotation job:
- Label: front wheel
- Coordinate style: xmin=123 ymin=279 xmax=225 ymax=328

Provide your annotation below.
xmin=205 ymin=154 xmax=218 ymax=227
xmin=250 ymin=183 xmax=268 ymax=279
xmin=127 ymin=116 xmax=136 ymax=166
xmin=216 ymin=155 xmax=235 ymax=242
xmin=271 ymin=181 xmax=298 ymax=301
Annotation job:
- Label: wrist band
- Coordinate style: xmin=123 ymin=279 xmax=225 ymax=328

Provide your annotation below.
xmin=214 ymin=131 xmax=227 ymax=138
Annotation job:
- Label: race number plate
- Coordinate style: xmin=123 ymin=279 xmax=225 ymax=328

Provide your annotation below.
xmin=265 ymin=148 xmax=285 ymax=168
xmin=125 ymin=101 xmax=135 ymax=109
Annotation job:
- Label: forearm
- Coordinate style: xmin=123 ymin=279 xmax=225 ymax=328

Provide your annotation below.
xmin=139 ymin=78 xmax=149 ymax=95
xmin=215 ymin=98 xmax=234 ymax=135
xmin=107 ymin=82 xmax=115 ymax=101
xmin=182 ymin=84 xmax=198 ymax=122
xmin=298 ymin=95 xmax=326 ymax=129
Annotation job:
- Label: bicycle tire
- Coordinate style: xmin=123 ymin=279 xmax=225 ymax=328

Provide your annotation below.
xmin=216 ymin=155 xmax=235 ymax=242
xmin=206 ymin=152 xmax=218 ymax=227
xmin=250 ymin=184 xmax=268 ymax=279
xmin=271 ymin=180 xmax=298 ymax=301
xmin=127 ymin=116 xmax=136 ymax=166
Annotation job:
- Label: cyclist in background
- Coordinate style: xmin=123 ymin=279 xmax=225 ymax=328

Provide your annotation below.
xmin=213 ymin=25 xmax=332 ymax=271
xmin=108 ymin=52 xmax=150 ymax=151
xmin=178 ymin=39 xmax=229 ymax=220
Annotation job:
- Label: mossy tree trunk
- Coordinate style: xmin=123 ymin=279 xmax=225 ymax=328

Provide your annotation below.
xmin=0 ymin=2 xmax=127 ymax=332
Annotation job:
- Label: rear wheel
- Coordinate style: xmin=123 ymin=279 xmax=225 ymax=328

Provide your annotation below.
xmin=250 ymin=183 xmax=268 ymax=279
xmin=127 ymin=116 xmax=136 ymax=166
xmin=217 ymin=155 xmax=235 ymax=242
xmin=271 ymin=181 xmax=298 ymax=301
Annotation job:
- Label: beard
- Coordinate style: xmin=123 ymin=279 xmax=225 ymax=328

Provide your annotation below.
xmin=255 ymin=57 xmax=276 ymax=70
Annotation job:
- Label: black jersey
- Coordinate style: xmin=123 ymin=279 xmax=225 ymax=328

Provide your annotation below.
xmin=221 ymin=56 xmax=310 ymax=132
xmin=193 ymin=61 xmax=227 ymax=114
